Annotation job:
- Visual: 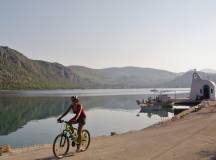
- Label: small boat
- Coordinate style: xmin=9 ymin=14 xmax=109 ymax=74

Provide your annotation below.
xmin=136 ymin=94 xmax=174 ymax=110
xmin=150 ymin=89 xmax=159 ymax=92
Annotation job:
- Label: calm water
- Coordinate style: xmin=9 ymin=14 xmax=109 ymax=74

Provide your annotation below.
xmin=0 ymin=89 xmax=189 ymax=148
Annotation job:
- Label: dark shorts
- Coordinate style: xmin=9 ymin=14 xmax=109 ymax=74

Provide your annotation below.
xmin=77 ymin=117 xmax=86 ymax=126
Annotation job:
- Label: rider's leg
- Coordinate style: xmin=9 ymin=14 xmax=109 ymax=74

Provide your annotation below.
xmin=68 ymin=118 xmax=76 ymax=133
xmin=77 ymin=123 xmax=84 ymax=151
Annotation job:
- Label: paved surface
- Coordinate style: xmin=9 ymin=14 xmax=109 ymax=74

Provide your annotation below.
xmin=2 ymin=107 xmax=216 ymax=160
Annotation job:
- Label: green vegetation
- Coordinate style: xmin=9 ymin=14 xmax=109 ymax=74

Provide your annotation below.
xmin=2 ymin=46 xmax=216 ymax=89
xmin=0 ymin=46 xmax=79 ymax=89
xmin=0 ymin=46 xmax=178 ymax=89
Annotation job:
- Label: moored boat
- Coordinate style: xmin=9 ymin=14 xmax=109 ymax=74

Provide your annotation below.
xmin=136 ymin=94 xmax=174 ymax=110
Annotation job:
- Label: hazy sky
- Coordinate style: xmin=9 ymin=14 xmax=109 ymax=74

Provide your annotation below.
xmin=1 ymin=0 xmax=216 ymax=72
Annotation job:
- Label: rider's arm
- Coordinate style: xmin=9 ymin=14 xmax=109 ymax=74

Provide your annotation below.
xmin=72 ymin=104 xmax=82 ymax=121
xmin=58 ymin=104 xmax=72 ymax=120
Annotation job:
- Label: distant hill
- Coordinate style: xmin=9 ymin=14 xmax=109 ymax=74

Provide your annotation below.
xmin=162 ymin=71 xmax=216 ymax=88
xmin=70 ymin=66 xmax=179 ymax=88
xmin=201 ymin=68 xmax=216 ymax=74
xmin=1 ymin=46 xmax=216 ymax=89
xmin=97 ymin=67 xmax=177 ymax=88
xmin=0 ymin=46 xmax=84 ymax=89
xmin=0 ymin=46 xmax=180 ymax=89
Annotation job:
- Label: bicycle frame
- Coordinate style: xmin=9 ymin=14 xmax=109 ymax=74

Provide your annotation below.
xmin=61 ymin=121 xmax=78 ymax=144
xmin=53 ymin=120 xmax=90 ymax=158
xmin=63 ymin=122 xmax=74 ymax=134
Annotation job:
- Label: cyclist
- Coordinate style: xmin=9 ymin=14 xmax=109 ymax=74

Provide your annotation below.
xmin=57 ymin=96 xmax=86 ymax=152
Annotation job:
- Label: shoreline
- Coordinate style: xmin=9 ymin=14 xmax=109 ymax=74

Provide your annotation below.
xmin=5 ymin=111 xmax=173 ymax=151
xmin=0 ymin=88 xmax=190 ymax=97
xmin=2 ymin=103 xmax=216 ymax=160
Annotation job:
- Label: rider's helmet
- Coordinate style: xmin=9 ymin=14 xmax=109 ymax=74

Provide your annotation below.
xmin=71 ymin=96 xmax=79 ymax=102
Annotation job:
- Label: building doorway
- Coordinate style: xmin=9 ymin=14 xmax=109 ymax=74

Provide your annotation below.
xmin=203 ymin=85 xmax=210 ymax=99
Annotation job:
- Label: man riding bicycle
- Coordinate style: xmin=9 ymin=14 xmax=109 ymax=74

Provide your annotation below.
xmin=57 ymin=96 xmax=86 ymax=152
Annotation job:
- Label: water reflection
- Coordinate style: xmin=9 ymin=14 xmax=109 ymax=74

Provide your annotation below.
xmin=139 ymin=108 xmax=172 ymax=118
xmin=0 ymin=94 xmax=175 ymax=147
xmin=0 ymin=95 xmax=150 ymax=135
xmin=0 ymin=97 xmax=68 ymax=135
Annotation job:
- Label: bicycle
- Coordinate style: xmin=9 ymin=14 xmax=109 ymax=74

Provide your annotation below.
xmin=53 ymin=120 xmax=91 ymax=159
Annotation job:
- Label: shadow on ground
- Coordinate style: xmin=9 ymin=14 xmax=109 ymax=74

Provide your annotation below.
xmin=35 ymin=156 xmax=56 ymax=160
xmin=197 ymin=111 xmax=216 ymax=115
xmin=35 ymin=152 xmax=75 ymax=160
xmin=198 ymin=150 xmax=216 ymax=160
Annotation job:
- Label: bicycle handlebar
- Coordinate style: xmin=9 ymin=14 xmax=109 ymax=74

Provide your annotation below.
xmin=57 ymin=120 xmax=68 ymax=123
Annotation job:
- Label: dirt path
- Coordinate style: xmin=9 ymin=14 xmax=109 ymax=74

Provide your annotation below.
xmin=2 ymin=107 xmax=216 ymax=160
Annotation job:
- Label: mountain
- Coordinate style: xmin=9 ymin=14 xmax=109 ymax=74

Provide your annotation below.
xmin=97 ymin=67 xmax=177 ymax=88
xmin=5 ymin=46 xmax=216 ymax=89
xmin=70 ymin=66 xmax=179 ymax=88
xmin=0 ymin=46 xmax=86 ymax=89
xmin=0 ymin=46 xmax=180 ymax=89
xmin=201 ymin=68 xmax=216 ymax=74
xmin=162 ymin=71 xmax=216 ymax=88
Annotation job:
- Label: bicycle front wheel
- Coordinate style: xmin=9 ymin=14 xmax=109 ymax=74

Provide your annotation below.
xmin=53 ymin=133 xmax=70 ymax=159
xmin=81 ymin=129 xmax=91 ymax=151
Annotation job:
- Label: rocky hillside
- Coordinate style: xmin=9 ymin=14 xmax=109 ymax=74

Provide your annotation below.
xmin=70 ymin=66 xmax=178 ymax=88
xmin=0 ymin=46 xmax=180 ymax=89
xmin=0 ymin=46 xmax=83 ymax=89
xmin=1 ymin=46 xmax=216 ymax=89
xmin=162 ymin=71 xmax=216 ymax=88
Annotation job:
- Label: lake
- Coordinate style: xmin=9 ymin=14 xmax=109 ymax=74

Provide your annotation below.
xmin=0 ymin=88 xmax=189 ymax=148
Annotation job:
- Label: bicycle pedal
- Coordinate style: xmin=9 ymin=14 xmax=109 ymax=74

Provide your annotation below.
xmin=71 ymin=141 xmax=76 ymax=147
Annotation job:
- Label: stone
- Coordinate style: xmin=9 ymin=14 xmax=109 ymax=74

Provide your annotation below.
xmin=111 ymin=132 xmax=117 ymax=136
xmin=0 ymin=145 xmax=11 ymax=154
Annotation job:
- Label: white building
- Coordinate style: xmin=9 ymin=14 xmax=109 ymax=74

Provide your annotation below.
xmin=190 ymin=71 xmax=216 ymax=101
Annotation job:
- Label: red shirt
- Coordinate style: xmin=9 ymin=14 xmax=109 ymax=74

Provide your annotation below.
xmin=71 ymin=104 xmax=86 ymax=120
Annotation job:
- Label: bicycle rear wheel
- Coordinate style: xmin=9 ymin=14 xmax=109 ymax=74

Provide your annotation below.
xmin=81 ymin=129 xmax=91 ymax=151
xmin=53 ymin=133 xmax=70 ymax=159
